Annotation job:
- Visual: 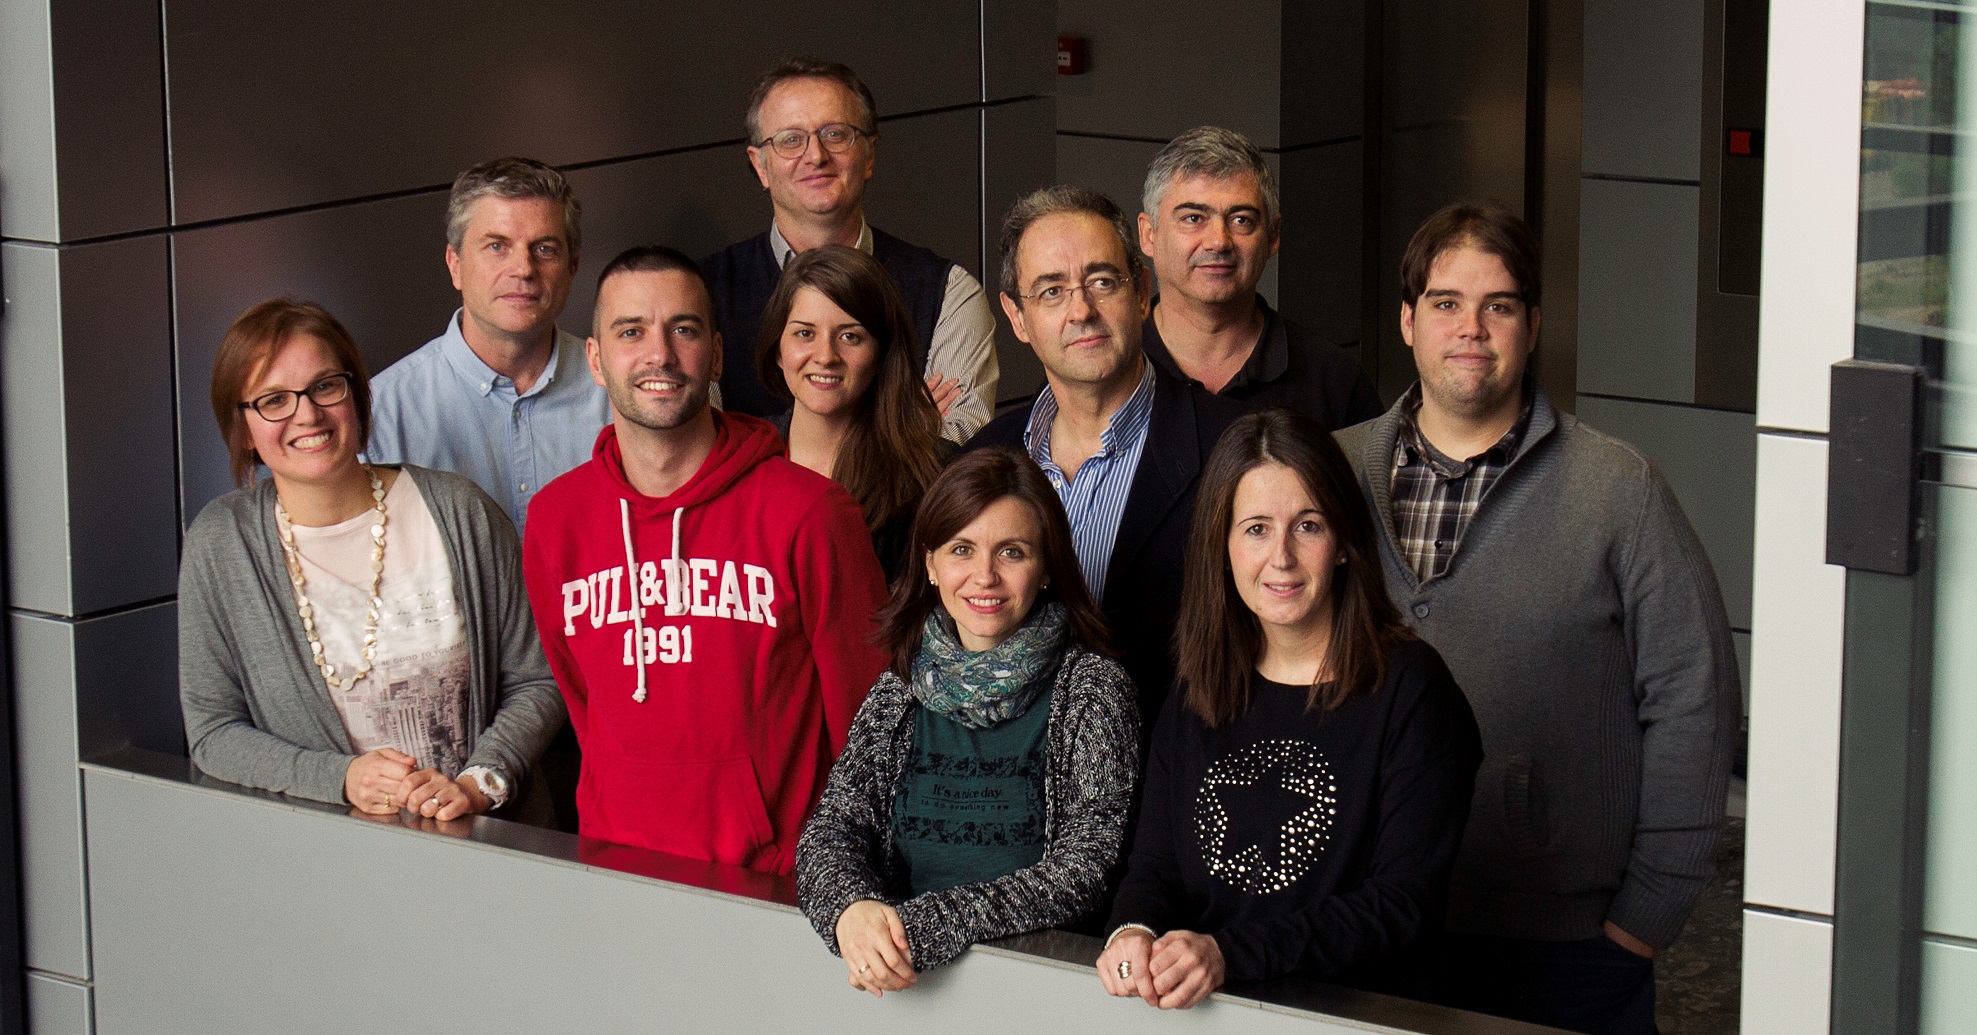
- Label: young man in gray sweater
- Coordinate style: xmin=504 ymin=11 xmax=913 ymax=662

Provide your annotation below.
xmin=1335 ymin=204 xmax=1739 ymax=1035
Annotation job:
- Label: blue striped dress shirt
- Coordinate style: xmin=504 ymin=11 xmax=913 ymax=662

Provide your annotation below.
xmin=1021 ymin=362 xmax=1157 ymax=604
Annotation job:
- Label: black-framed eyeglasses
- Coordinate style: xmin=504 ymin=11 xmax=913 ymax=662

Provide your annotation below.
xmin=756 ymin=123 xmax=869 ymax=160
xmin=239 ymin=372 xmax=353 ymax=421
xmin=1013 ymin=274 xmax=1129 ymax=311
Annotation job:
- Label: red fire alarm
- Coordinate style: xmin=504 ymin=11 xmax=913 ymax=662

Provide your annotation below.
xmin=1058 ymin=36 xmax=1089 ymax=76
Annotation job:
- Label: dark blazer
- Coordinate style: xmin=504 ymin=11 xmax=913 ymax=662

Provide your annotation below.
xmin=964 ymin=362 xmax=1251 ymax=732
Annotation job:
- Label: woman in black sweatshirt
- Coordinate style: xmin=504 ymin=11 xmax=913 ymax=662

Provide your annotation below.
xmin=1097 ymin=409 xmax=1483 ymax=1009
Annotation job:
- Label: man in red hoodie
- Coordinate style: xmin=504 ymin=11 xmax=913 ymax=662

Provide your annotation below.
xmin=523 ymin=244 xmax=889 ymax=875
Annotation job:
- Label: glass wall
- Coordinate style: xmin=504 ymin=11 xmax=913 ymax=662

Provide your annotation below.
xmin=1858 ymin=2 xmax=1977 ymax=1027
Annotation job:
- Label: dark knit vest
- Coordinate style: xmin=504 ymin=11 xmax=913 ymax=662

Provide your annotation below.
xmin=701 ymin=227 xmax=953 ymax=418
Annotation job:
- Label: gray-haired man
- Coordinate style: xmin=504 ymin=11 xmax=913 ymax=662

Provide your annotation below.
xmin=368 ymin=155 xmax=609 ymax=534
xmin=1138 ymin=126 xmax=1379 ymax=430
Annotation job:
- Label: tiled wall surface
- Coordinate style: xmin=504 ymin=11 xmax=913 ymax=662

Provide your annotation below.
xmin=1739 ymin=910 xmax=1833 ymax=1035
xmin=1739 ymin=0 xmax=1870 ymax=1026
xmin=1574 ymin=0 xmax=1753 ymax=685
xmin=0 ymin=5 xmax=1056 ymax=1031
xmin=1921 ymin=938 xmax=1977 ymax=1034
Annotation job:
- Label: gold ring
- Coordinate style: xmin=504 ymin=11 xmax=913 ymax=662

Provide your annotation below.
xmin=1118 ymin=960 xmax=1132 ymax=980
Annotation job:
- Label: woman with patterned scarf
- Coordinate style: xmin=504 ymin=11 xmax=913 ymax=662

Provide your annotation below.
xmin=796 ymin=447 xmax=1139 ymax=996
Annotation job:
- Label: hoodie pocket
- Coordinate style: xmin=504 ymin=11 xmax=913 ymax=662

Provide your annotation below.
xmin=1502 ymin=753 xmax=1551 ymax=854
xmin=590 ymin=754 xmax=779 ymax=869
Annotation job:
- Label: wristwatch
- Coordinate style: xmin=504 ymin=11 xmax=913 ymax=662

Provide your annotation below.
xmin=458 ymin=766 xmax=510 ymax=809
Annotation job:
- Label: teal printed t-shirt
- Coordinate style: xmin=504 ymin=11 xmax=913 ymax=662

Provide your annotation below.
xmin=892 ymin=690 xmax=1053 ymax=897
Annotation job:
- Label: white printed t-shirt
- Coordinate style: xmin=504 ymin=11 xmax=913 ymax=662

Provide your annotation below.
xmin=286 ymin=473 xmax=472 ymax=776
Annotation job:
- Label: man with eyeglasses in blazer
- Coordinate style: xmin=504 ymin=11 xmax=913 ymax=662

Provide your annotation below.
xmin=965 ymin=185 xmax=1250 ymax=738
xmin=701 ymin=58 xmax=999 ymax=444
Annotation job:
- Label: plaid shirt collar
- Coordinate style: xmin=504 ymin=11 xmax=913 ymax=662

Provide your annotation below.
xmin=1388 ymin=382 xmax=1534 ymax=582
xmin=1393 ymin=382 xmax=1531 ymax=475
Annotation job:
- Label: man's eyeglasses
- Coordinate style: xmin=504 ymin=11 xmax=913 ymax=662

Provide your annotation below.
xmin=239 ymin=373 xmax=353 ymax=421
xmin=756 ymin=123 xmax=869 ymax=160
xmin=1014 ymin=275 xmax=1130 ymax=311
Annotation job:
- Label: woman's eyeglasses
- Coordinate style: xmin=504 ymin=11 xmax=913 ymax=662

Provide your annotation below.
xmin=239 ymin=373 xmax=353 ymax=421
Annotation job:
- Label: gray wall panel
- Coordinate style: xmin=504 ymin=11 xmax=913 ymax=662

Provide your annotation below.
xmin=1581 ymin=0 xmax=1703 ymax=182
xmin=864 ymin=108 xmax=987 ymax=283
xmin=1278 ymin=141 xmax=1365 ymax=352
xmin=72 ymin=604 xmax=182 ymax=760
xmin=1577 ymin=179 xmax=1699 ymax=403
xmin=1377 ymin=0 xmax=1528 ymax=400
xmin=1281 ymin=0 xmax=1365 ymax=147
xmin=1055 ymin=0 xmax=1281 ymax=145
xmin=171 ymin=193 xmax=459 ymax=523
xmin=1054 ymin=133 xmax=1160 ymax=220
xmin=84 ymin=765 xmax=1497 ymax=1035
xmin=986 ymin=99 xmax=1061 ymax=402
xmin=163 ymin=0 xmax=986 ymax=222
xmin=11 ymin=603 xmax=182 ymax=983
xmin=985 ymin=2 xmax=1058 ymax=101
xmin=0 ymin=0 xmax=60 ymax=242
xmin=561 ymin=147 xmax=768 ymax=339
xmin=4 ymin=237 xmax=177 ymax=616
xmin=49 ymin=0 xmax=170 ymax=240
xmin=58 ymin=237 xmax=178 ymax=614
xmin=11 ymin=615 xmax=89 ymax=981
xmin=24 ymin=972 xmax=89 ymax=1035
xmin=2 ymin=243 xmax=72 ymax=613
xmin=1573 ymin=396 xmax=1754 ymax=630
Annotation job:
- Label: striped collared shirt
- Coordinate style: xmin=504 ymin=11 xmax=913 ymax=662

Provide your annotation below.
xmin=1389 ymin=383 xmax=1531 ymax=582
xmin=1022 ymin=362 xmax=1157 ymax=603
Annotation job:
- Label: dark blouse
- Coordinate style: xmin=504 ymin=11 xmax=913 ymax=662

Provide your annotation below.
xmin=1107 ymin=638 xmax=1482 ymax=988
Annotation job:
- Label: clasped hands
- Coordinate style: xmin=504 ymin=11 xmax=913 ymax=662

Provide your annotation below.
xmin=835 ymin=899 xmax=917 ymax=998
xmin=343 ymin=747 xmax=491 ymax=822
xmin=1096 ymin=927 xmax=1225 ymax=1010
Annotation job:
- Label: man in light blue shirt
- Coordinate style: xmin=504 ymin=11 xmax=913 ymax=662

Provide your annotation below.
xmin=368 ymin=157 xmax=608 ymax=533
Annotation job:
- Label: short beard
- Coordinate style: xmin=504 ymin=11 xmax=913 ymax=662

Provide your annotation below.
xmin=607 ymin=374 xmax=710 ymax=432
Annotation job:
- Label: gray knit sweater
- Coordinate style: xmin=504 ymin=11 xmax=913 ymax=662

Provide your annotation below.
xmin=178 ymin=465 xmax=565 ymax=806
xmin=1336 ymin=387 xmax=1740 ymax=950
xmin=795 ymin=646 xmax=1139 ymax=969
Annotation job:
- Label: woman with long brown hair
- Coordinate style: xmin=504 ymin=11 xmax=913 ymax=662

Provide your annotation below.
xmin=1095 ymin=409 xmax=1481 ymax=1008
xmin=757 ymin=245 xmax=955 ymax=580
xmin=796 ymin=447 xmax=1138 ymax=996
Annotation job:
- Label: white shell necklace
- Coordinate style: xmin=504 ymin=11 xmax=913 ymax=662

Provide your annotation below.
xmin=274 ymin=465 xmax=388 ymax=693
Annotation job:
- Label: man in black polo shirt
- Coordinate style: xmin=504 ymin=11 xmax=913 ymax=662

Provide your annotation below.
xmin=1137 ymin=126 xmax=1380 ymax=430
xmin=701 ymin=57 xmax=998 ymax=443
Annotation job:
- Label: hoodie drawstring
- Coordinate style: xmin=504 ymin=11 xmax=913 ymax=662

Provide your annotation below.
xmin=671 ymin=505 xmax=685 ymax=610
xmin=620 ymin=498 xmax=648 ymax=703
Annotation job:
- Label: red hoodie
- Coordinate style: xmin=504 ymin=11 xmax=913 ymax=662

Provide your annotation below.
xmin=523 ymin=411 xmax=888 ymax=874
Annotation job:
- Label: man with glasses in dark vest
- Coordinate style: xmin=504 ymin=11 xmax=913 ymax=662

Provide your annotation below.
xmin=702 ymin=58 xmax=998 ymax=443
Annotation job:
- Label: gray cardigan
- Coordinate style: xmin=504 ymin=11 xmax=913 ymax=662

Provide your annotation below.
xmin=178 ymin=465 xmax=565 ymax=806
xmin=1336 ymin=387 xmax=1740 ymax=950
xmin=795 ymin=646 xmax=1139 ymax=970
